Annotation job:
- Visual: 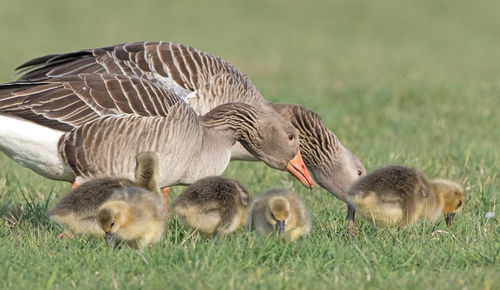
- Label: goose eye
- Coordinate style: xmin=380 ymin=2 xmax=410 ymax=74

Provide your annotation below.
xmin=288 ymin=133 xmax=295 ymax=141
xmin=357 ymin=169 xmax=363 ymax=176
xmin=457 ymin=201 xmax=462 ymax=208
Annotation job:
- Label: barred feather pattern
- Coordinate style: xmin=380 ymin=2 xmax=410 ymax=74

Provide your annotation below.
xmin=58 ymin=102 xmax=202 ymax=187
xmin=271 ymin=103 xmax=339 ymax=172
xmin=0 ymin=74 xmax=182 ymax=130
xmin=16 ymin=41 xmax=264 ymax=116
xmin=200 ymin=102 xmax=263 ymax=150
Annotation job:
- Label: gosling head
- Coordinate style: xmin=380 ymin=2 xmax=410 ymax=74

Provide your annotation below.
xmin=266 ymin=196 xmax=291 ymax=234
xmin=431 ymin=179 xmax=465 ymax=227
xmin=97 ymin=201 xmax=130 ymax=244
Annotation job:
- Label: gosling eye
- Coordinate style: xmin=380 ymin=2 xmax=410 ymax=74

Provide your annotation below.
xmin=357 ymin=169 xmax=363 ymax=176
xmin=287 ymin=133 xmax=295 ymax=141
xmin=457 ymin=200 xmax=462 ymax=208
xmin=110 ymin=221 xmax=115 ymax=227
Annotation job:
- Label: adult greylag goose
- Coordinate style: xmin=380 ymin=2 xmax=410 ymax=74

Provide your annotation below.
xmin=0 ymin=74 xmax=313 ymax=191
xmin=3 ymin=41 xmax=362 ymax=200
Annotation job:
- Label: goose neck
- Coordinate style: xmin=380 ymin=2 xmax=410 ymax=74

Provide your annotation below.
xmin=200 ymin=103 xmax=260 ymax=142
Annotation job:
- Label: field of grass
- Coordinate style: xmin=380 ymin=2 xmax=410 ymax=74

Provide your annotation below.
xmin=0 ymin=0 xmax=499 ymax=289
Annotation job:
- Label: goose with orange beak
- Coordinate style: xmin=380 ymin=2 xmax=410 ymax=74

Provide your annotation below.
xmin=0 ymin=74 xmax=314 ymax=203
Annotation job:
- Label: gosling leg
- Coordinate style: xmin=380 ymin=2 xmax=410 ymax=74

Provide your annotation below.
xmin=346 ymin=204 xmax=356 ymax=237
xmin=162 ymin=187 xmax=170 ymax=218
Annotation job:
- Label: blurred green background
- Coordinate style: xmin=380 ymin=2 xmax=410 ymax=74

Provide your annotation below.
xmin=2 ymin=0 xmax=500 ymax=84
xmin=0 ymin=0 xmax=499 ymax=289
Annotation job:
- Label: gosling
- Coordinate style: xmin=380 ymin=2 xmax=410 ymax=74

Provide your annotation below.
xmin=247 ymin=188 xmax=310 ymax=241
xmin=171 ymin=176 xmax=252 ymax=236
xmin=97 ymin=186 xmax=165 ymax=248
xmin=345 ymin=165 xmax=465 ymax=233
xmin=48 ymin=152 xmax=163 ymax=240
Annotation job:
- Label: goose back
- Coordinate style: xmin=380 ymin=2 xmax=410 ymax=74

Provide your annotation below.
xmin=16 ymin=41 xmax=265 ymax=115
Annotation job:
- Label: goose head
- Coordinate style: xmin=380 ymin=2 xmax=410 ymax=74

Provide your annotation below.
xmin=271 ymin=103 xmax=365 ymax=201
xmin=431 ymin=179 xmax=465 ymax=227
xmin=202 ymin=103 xmax=314 ymax=188
xmin=312 ymin=144 xmax=365 ymax=202
xmin=241 ymin=110 xmax=314 ymax=189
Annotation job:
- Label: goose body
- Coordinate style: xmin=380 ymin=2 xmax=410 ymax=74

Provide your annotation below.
xmin=345 ymin=165 xmax=465 ymax=233
xmin=172 ymin=176 xmax=252 ymax=236
xmin=247 ymin=188 xmax=310 ymax=241
xmin=0 ymin=73 xmax=313 ymax=188
xmin=60 ymin=100 xmax=311 ymax=187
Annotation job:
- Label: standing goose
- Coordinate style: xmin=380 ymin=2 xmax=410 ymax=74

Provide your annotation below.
xmin=0 ymin=74 xmax=313 ymax=191
xmin=2 ymin=41 xmax=363 ymax=200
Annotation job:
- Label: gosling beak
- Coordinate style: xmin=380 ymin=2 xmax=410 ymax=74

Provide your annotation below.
xmin=275 ymin=220 xmax=286 ymax=234
xmin=105 ymin=232 xmax=115 ymax=245
xmin=445 ymin=213 xmax=456 ymax=227
xmin=287 ymin=151 xmax=314 ymax=189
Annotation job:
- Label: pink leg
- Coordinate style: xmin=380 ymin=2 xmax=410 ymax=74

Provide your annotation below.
xmin=70 ymin=181 xmax=80 ymax=190
xmin=57 ymin=231 xmax=75 ymax=240
xmin=162 ymin=187 xmax=170 ymax=218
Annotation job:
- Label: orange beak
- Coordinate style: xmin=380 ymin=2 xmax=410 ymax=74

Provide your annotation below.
xmin=287 ymin=151 xmax=314 ymax=189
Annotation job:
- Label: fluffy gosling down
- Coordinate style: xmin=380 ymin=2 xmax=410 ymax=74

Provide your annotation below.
xmin=49 ymin=152 xmax=165 ymax=247
xmin=97 ymin=186 xmax=165 ymax=248
xmin=247 ymin=188 xmax=310 ymax=241
xmin=48 ymin=177 xmax=135 ymax=237
xmin=171 ymin=176 xmax=252 ymax=236
xmin=345 ymin=165 xmax=465 ymax=233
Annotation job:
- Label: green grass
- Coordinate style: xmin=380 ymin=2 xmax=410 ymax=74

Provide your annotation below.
xmin=0 ymin=0 xmax=499 ymax=289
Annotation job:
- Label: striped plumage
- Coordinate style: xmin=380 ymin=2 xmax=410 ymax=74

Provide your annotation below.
xmin=58 ymin=101 xmax=310 ymax=187
xmin=2 ymin=41 xmax=360 ymax=199
xmin=59 ymin=104 xmax=200 ymax=185
xmin=16 ymin=41 xmax=263 ymax=116
xmin=0 ymin=73 xmax=182 ymax=130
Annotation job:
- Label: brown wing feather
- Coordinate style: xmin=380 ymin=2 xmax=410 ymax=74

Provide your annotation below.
xmin=0 ymin=74 xmax=182 ymax=130
xmin=16 ymin=41 xmax=259 ymax=97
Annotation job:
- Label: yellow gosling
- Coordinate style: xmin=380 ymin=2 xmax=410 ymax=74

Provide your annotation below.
xmin=247 ymin=188 xmax=310 ymax=241
xmin=48 ymin=178 xmax=134 ymax=237
xmin=345 ymin=165 xmax=465 ymax=234
xmin=171 ymin=176 xmax=252 ymax=236
xmin=97 ymin=186 xmax=165 ymax=248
